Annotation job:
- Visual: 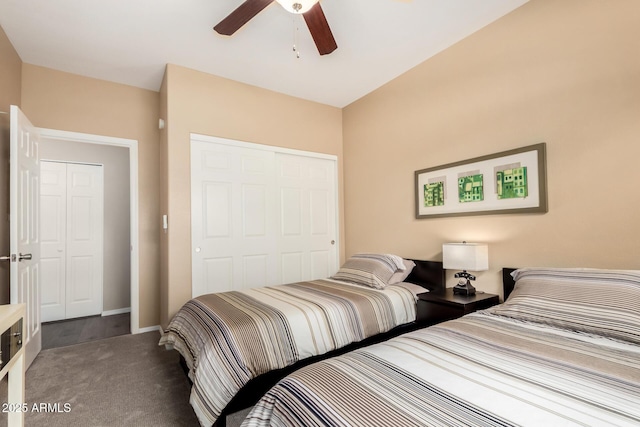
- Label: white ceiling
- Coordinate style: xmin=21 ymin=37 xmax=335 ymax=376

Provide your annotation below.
xmin=0 ymin=0 xmax=528 ymax=108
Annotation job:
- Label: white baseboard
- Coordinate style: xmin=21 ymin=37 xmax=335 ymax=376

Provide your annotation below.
xmin=137 ymin=325 xmax=162 ymax=334
xmin=100 ymin=307 xmax=160 ymax=335
xmin=101 ymin=307 xmax=131 ymax=317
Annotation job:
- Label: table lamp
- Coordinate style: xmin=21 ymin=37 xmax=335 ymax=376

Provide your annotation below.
xmin=442 ymin=242 xmax=489 ymax=296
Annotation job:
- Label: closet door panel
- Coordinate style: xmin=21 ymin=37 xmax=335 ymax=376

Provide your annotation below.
xmin=276 ymin=153 xmax=337 ymax=283
xmin=192 ymin=141 xmax=277 ymax=296
xmin=310 ymin=250 xmax=331 ymax=281
xmin=65 ymin=164 xmax=103 ymax=319
xmin=191 ymin=137 xmax=338 ymax=297
xmin=281 ymin=252 xmax=303 ymax=284
xmin=40 ymin=162 xmax=67 ymax=322
xmin=203 ymin=182 xmax=231 ymax=238
xmin=40 ymin=162 xmax=103 ymax=321
xmin=203 ymin=257 xmax=234 ymax=292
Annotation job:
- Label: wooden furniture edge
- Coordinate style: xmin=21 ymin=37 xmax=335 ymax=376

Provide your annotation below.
xmin=502 ymin=267 xmax=518 ymax=301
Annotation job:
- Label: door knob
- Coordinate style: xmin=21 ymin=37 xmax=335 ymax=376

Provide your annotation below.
xmin=0 ymin=254 xmax=15 ymax=262
xmin=18 ymin=253 xmax=32 ymax=261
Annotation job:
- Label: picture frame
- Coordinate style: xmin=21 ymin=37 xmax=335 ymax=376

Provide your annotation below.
xmin=415 ymin=143 xmax=547 ymax=219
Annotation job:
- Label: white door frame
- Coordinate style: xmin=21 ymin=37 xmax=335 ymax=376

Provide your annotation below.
xmin=37 ymin=128 xmax=140 ymax=334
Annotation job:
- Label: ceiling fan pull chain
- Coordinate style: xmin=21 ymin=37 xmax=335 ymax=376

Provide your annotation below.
xmin=292 ymin=16 xmax=301 ymax=59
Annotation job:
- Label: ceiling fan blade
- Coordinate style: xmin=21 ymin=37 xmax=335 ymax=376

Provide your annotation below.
xmin=214 ymin=0 xmax=274 ymax=36
xmin=303 ymin=3 xmax=337 ymax=55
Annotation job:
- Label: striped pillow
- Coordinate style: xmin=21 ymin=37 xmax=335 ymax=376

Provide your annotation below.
xmin=491 ymin=268 xmax=640 ymax=344
xmin=389 ymin=259 xmax=416 ymax=285
xmin=351 ymin=253 xmax=406 ymax=271
xmin=331 ymin=255 xmax=399 ymax=289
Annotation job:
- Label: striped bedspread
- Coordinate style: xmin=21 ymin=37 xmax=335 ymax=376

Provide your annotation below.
xmin=159 ymin=279 xmax=419 ymax=426
xmin=243 ymin=311 xmax=640 ymax=427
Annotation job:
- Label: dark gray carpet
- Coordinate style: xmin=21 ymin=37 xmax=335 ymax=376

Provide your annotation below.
xmin=42 ymin=313 xmax=131 ymax=350
xmin=0 ymin=331 xmax=205 ymax=426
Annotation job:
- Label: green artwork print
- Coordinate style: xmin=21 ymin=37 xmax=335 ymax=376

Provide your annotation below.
xmin=497 ymin=167 xmax=528 ymax=199
xmin=424 ymin=182 xmax=444 ymax=207
xmin=458 ymin=174 xmax=484 ymax=203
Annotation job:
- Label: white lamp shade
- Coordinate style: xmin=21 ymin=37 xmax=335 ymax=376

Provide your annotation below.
xmin=275 ymin=0 xmax=319 ymax=14
xmin=442 ymin=243 xmax=489 ymax=271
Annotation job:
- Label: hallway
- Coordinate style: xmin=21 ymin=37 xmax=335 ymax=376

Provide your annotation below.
xmin=41 ymin=313 xmax=130 ymax=350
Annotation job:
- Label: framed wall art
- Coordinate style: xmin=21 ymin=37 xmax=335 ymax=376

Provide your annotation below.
xmin=415 ymin=143 xmax=547 ymax=219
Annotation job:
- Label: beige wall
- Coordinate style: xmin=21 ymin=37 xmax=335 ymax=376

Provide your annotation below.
xmin=343 ymin=0 xmax=640 ymax=297
xmin=21 ymin=64 xmax=161 ymax=328
xmin=161 ymin=64 xmax=343 ymax=326
xmin=39 ymin=140 xmax=131 ymax=312
xmin=5 ymin=0 xmax=639 ymax=323
xmin=0 ymin=25 xmax=22 ymax=304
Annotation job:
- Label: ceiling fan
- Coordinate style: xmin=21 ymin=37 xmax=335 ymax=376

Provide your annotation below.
xmin=214 ymin=0 xmax=338 ymax=55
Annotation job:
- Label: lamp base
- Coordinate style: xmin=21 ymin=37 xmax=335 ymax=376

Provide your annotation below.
xmin=453 ymin=279 xmax=476 ymax=296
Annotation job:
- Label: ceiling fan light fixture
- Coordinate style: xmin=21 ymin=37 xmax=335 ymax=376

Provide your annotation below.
xmin=275 ymin=0 xmax=319 ymax=14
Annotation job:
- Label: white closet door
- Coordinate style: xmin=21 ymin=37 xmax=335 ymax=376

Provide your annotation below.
xmin=40 ymin=161 xmax=103 ymax=321
xmin=191 ymin=141 xmax=278 ymax=297
xmin=276 ymin=153 xmax=337 ymax=283
xmin=40 ymin=162 xmax=67 ymax=322
xmin=191 ymin=137 xmax=338 ymax=298
xmin=65 ymin=163 xmax=104 ymax=319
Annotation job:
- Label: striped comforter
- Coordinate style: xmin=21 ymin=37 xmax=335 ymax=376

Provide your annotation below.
xmin=243 ymin=311 xmax=640 ymax=427
xmin=159 ymin=279 xmax=419 ymax=426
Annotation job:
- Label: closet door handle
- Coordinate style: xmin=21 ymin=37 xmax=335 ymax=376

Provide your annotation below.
xmin=18 ymin=253 xmax=32 ymax=262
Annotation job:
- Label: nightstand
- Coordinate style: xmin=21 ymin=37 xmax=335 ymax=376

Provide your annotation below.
xmin=417 ymin=288 xmax=499 ymax=326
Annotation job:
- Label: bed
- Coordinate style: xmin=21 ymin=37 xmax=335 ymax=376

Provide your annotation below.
xmin=242 ymin=267 xmax=640 ymax=427
xmin=159 ymin=255 xmax=445 ymax=426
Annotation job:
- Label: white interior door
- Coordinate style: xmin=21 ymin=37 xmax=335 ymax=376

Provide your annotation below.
xmin=191 ymin=136 xmax=338 ymax=298
xmin=40 ymin=161 xmax=104 ymax=321
xmin=9 ymin=105 xmax=41 ymax=369
xmin=276 ymin=153 xmax=337 ymax=282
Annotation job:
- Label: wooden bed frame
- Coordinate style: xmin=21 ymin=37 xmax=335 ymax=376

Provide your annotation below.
xmin=201 ymin=259 xmax=445 ymax=427
xmin=502 ymin=267 xmax=518 ymax=300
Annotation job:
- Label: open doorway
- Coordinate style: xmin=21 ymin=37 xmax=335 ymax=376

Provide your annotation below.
xmin=39 ymin=159 xmax=112 ymax=349
xmin=38 ymin=128 xmax=140 ymax=349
